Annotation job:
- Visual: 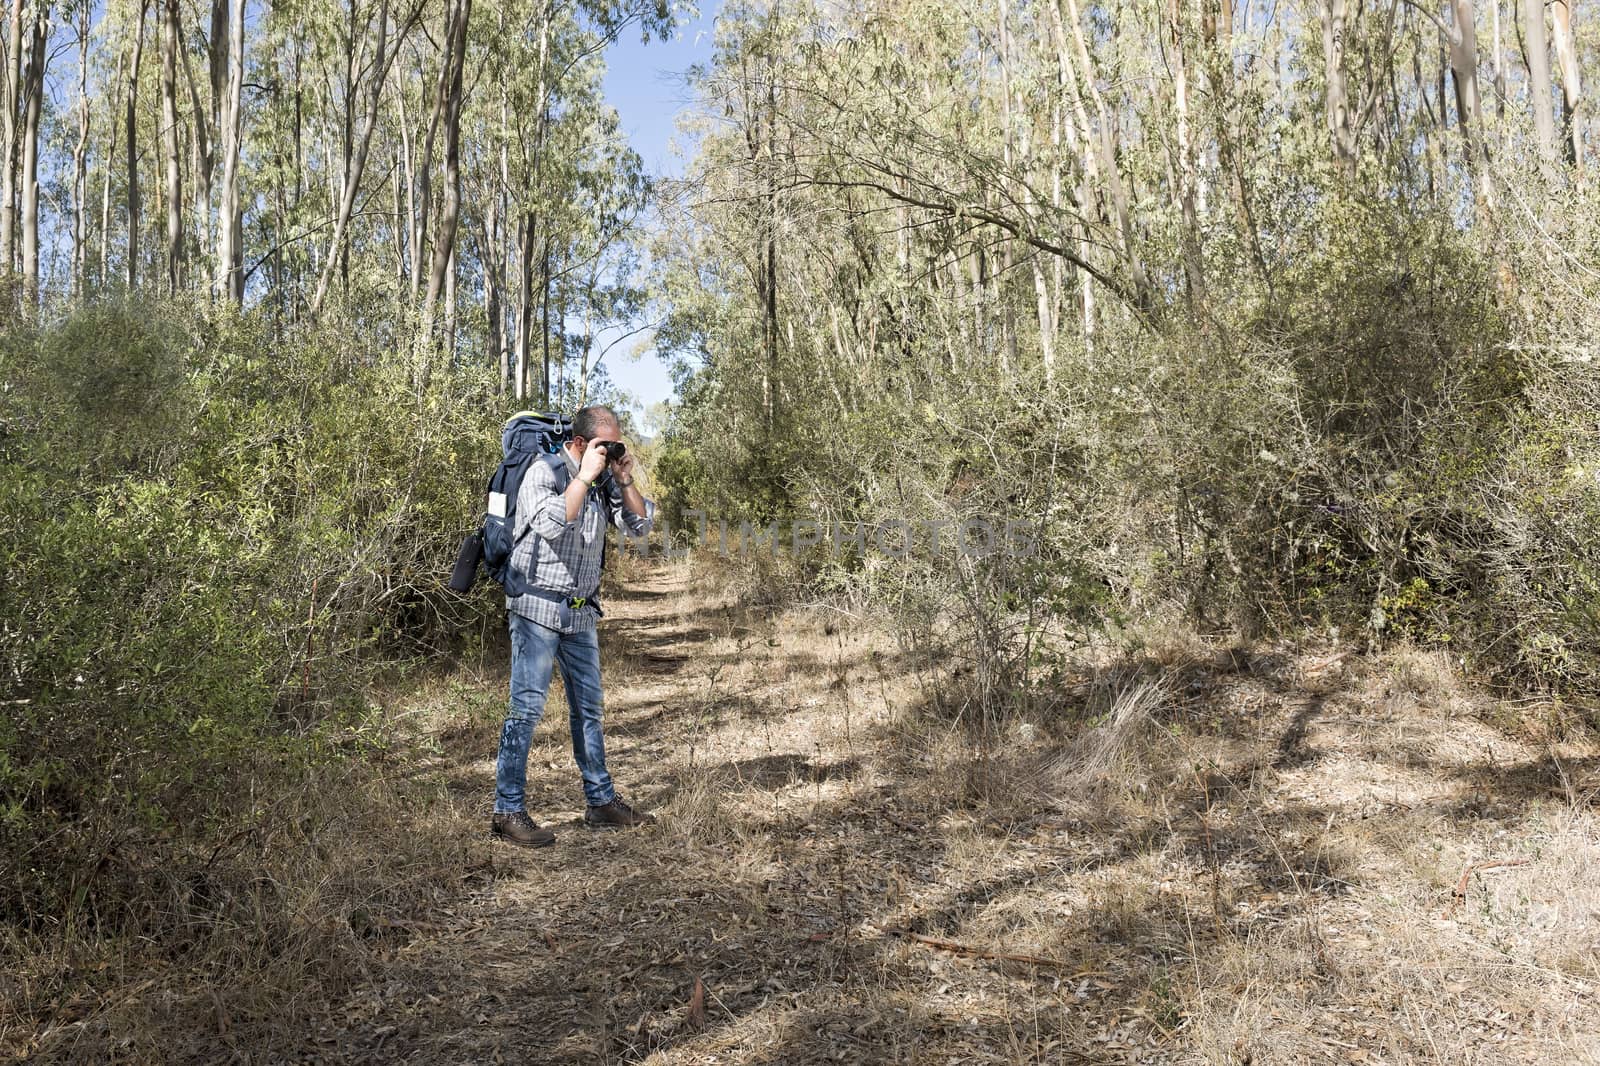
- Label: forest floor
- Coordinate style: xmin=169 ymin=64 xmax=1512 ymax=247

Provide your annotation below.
xmin=22 ymin=559 xmax=1600 ymax=1064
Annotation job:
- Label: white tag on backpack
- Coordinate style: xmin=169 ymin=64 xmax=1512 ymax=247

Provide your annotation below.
xmin=488 ymin=492 xmax=508 ymax=518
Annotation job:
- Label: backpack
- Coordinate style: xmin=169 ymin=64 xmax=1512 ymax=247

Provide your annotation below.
xmin=447 ymin=410 xmax=620 ymax=597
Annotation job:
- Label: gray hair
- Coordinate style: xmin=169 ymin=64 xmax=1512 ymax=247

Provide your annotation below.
xmin=573 ymin=404 xmax=618 ymax=441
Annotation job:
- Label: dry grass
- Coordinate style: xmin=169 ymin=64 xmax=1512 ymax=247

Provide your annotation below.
xmin=0 ymin=687 xmax=495 ymax=1063
xmin=5 ymin=561 xmax=1600 ymax=1063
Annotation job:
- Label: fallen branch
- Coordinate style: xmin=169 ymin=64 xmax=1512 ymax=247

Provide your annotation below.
xmin=876 ymin=925 xmax=1086 ymax=970
xmin=301 ymin=576 xmax=320 ymax=705
xmin=1442 ymin=858 xmax=1529 ymax=917
xmin=1301 ymin=651 xmax=1352 ymax=677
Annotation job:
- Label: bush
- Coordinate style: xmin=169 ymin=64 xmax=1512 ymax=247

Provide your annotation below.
xmin=0 ymin=299 xmax=503 ymax=937
xmin=656 ymin=187 xmax=1600 ymax=705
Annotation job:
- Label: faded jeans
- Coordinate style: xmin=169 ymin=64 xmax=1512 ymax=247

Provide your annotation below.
xmin=493 ymin=612 xmax=615 ymax=813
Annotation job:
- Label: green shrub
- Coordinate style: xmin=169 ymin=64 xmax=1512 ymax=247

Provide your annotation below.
xmin=0 ymin=299 xmax=501 ymax=933
xmin=656 ymin=186 xmax=1600 ymax=702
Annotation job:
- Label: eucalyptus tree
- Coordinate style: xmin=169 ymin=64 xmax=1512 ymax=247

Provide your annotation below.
xmin=16 ymin=0 xmax=43 ymax=302
xmin=658 ymin=0 xmax=1600 ymax=530
xmin=0 ymin=0 xmax=679 ymax=369
xmin=0 ymin=0 xmax=21 ymax=275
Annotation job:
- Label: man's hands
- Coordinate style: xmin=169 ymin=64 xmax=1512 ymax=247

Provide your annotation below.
xmin=563 ymin=440 xmax=609 ymax=524
xmin=564 ymin=435 xmax=647 ymax=525
xmin=588 ymin=441 xmax=637 ymax=482
xmin=607 ymin=446 xmax=636 ymax=481
xmin=595 ymin=441 xmax=646 ymax=519
xmin=577 ymin=440 xmax=610 ymax=484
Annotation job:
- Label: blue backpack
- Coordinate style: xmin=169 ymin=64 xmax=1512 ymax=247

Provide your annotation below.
xmin=448 ymin=410 xmax=574 ymax=596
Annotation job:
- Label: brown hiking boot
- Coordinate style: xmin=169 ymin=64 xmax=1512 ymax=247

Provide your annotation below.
xmin=491 ymin=811 xmax=556 ymax=848
xmin=584 ymin=796 xmax=656 ymax=829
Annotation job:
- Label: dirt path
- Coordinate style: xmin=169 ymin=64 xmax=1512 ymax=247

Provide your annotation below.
xmin=308 ymin=562 xmax=1600 ymax=1065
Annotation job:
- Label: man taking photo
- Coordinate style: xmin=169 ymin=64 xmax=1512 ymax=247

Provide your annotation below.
xmin=490 ymin=404 xmax=656 ymax=847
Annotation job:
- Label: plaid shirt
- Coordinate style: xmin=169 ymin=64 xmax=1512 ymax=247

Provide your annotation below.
xmin=506 ymin=446 xmax=655 ymax=632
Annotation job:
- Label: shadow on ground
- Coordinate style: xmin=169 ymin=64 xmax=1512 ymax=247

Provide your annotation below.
xmin=198 ymin=563 xmax=1595 ymax=1066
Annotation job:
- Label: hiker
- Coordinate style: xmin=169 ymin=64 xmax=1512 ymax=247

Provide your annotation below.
xmin=490 ymin=404 xmax=657 ymax=847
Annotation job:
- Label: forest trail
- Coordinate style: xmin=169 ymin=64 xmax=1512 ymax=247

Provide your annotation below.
xmin=306 ymin=562 xmax=1600 ymax=1065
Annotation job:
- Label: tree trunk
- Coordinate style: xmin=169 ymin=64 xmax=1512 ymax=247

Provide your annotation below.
xmin=396 ymin=89 xmax=416 ymax=282
xmin=497 ymin=49 xmax=510 ymax=393
xmin=996 ymin=0 xmax=1017 ymax=377
xmin=541 ymin=237 xmax=551 ymax=405
xmin=205 ymin=1 xmax=225 ymax=275
xmin=1447 ymin=0 xmax=1493 ymax=206
xmin=181 ymin=43 xmax=214 ymax=281
xmin=1551 ymin=0 xmax=1581 ymax=168
xmin=421 ymin=0 xmax=470 ymax=351
xmin=20 ymin=3 xmax=46 ymax=305
xmin=338 ymin=2 xmax=355 ymax=296
xmin=161 ymin=0 xmax=184 ymax=293
xmin=1166 ymin=0 xmax=1204 ymax=305
xmin=1320 ymin=0 xmax=1358 ymax=175
xmin=127 ymin=0 xmax=148 ymax=289
xmin=553 ymin=261 xmax=566 ymax=403
xmin=71 ymin=2 xmax=89 ymax=294
xmin=0 ymin=0 xmax=22 ymax=276
xmin=484 ymin=204 xmax=502 ymax=392
xmin=1046 ymin=0 xmax=1099 ymax=350
xmin=514 ymin=213 xmax=532 ymax=400
xmin=444 ymin=242 xmax=457 ymax=362
xmin=392 ymin=154 xmax=405 ymax=286
xmin=216 ymin=0 xmax=244 ymax=303
xmin=290 ymin=22 xmax=302 ymax=307
xmin=527 ymin=3 xmax=550 ymax=402
xmin=1524 ymin=0 xmax=1557 ymax=171
xmin=209 ymin=0 xmax=227 ymax=121
xmin=411 ymin=35 xmax=448 ymax=302
xmin=492 ymin=46 xmax=505 ymax=390
xmin=1493 ymin=0 xmax=1505 ymax=119
xmin=101 ymin=45 xmax=126 ymax=287
xmin=577 ymin=266 xmax=596 ymax=406
xmin=1037 ymin=2 xmax=1061 ymax=379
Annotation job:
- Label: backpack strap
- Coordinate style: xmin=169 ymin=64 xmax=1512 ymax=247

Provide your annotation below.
xmin=507 ymin=450 xmax=571 ymax=552
xmin=540 ymin=448 xmax=607 ymax=508
xmin=541 ymin=449 xmax=570 ymax=476
xmin=525 ymin=449 xmax=606 ymax=614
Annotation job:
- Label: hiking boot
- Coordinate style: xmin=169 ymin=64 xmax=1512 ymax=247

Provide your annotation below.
xmin=491 ymin=811 xmax=556 ymax=848
xmin=584 ymin=796 xmax=656 ymax=829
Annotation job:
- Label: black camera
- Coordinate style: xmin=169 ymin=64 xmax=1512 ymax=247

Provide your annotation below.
xmin=596 ymin=440 xmax=627 ymax=464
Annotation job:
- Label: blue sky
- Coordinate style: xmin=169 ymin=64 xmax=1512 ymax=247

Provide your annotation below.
xmin=601 ymin=1 xmax=722 ymax=431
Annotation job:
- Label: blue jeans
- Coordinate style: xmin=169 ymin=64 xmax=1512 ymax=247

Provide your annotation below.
xmin=493 ymin=613 xmax=615 ymax=812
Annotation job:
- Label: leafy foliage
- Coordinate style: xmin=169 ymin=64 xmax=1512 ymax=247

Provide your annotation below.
xmin=652 ymin=0 xmax=1600 ymax=704
xmin=0 ymin=300 xmax=503 ymax=930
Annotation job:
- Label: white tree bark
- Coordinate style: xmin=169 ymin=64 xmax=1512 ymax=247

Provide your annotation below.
xmin=19 ymin=4 xmax=45 ymax=304
xmin=161 ymin=0 xmax=184 ymax=293
xmin=1524 ymin=0 xmax=1558 ymax=171
xmin=71 ymin=3 xmax=89 ymax=294
xmin=1551 ymin=0 xmax=1582 ymax=168
xmin=0 ymin=0 xmax=23 ymax=275
xmin=216 ymin=0 xmax=244 ymax=303
xmin=1447 ymin=0 xmax=1493 ymax=206
xmin=1320 ymin=0 xmax=1358 ymax=174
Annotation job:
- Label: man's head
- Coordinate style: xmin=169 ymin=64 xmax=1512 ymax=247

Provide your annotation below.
xmin=571 ymin=404 xmax=623 ymax=456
